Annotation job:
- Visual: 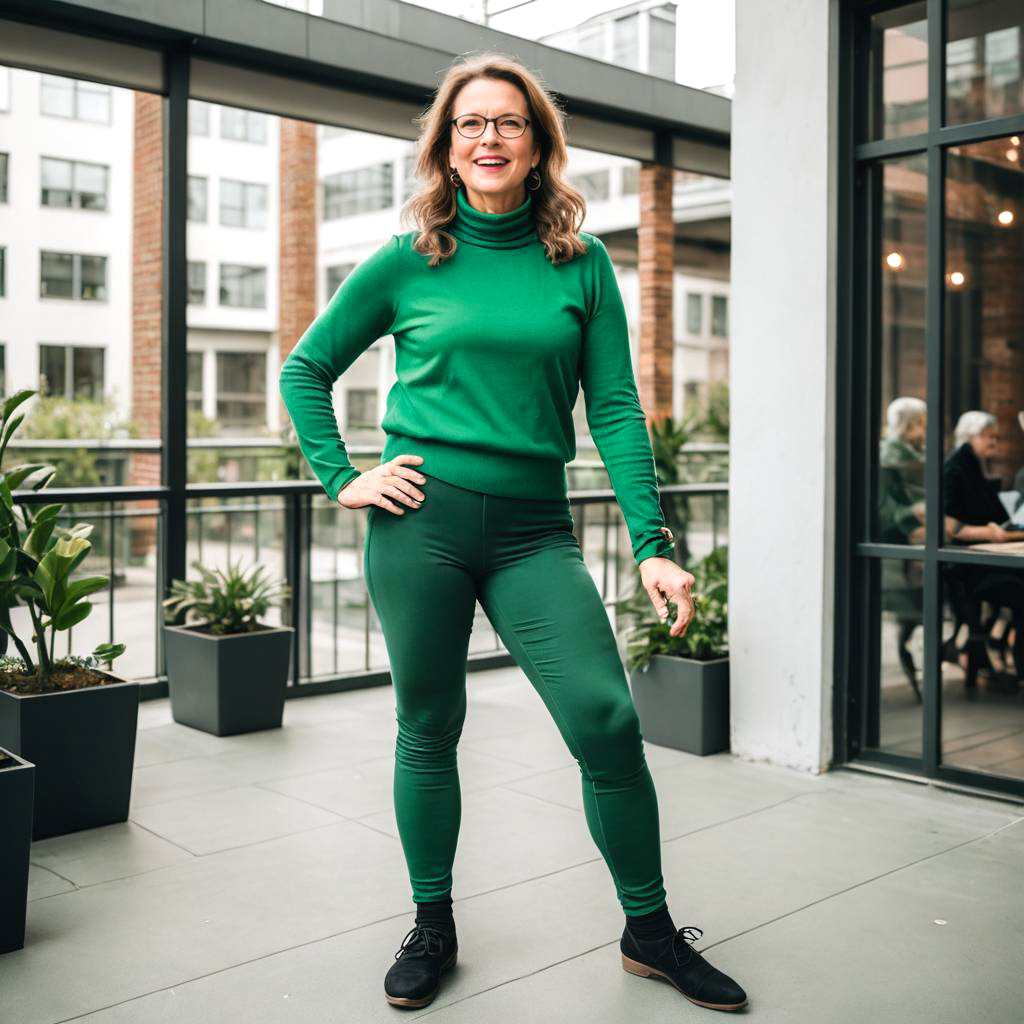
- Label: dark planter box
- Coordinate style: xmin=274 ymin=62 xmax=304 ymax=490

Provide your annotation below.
xmin=164 ymin=623 xmax=294 ymax=737
xmin=629 ymin=653 xmax=730 ymax=756
xmin=0 ymin=747 xmax=34 ymax=954
xmin=0 ymin=673 xmax=138 ymax=841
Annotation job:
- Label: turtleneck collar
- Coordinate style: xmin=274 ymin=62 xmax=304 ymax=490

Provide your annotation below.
xmin=449 ymin=185 xmax=537 ymax=249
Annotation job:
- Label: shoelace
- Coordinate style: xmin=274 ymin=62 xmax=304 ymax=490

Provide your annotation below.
xmin=671 ymin=925 xmax=704 ymax=966
xmin=394 ymin=923 xmax=448 ymax=961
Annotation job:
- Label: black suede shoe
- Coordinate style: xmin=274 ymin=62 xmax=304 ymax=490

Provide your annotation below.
xmin=621 ymin=923 xmax=748 ymax=1012
xmin=384 ymin=923 xmax=458 ymax=1009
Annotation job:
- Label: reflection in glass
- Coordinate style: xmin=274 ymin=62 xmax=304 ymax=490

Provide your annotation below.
xmin=874 ymin=153 xmax=928 ymax=543
xmin=943 ymin=136 xmax=1024 ymax=550
xmin=941 ymin=563 xmax=1024 ymax=779
xmin=946 ymin=0 xmax=1023 ymax=125
xmin=868 ymin=3 xmax=928 ymax=140
xmin=869 ymin=557 xmax=925 ymax=756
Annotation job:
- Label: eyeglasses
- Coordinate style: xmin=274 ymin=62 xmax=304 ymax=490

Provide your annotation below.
xmin=450 ymin=113 xmax=530 ymax=139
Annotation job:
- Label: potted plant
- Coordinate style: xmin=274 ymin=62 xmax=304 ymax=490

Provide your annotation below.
xmin=162 ymin=559 xmax=293 ymax=736
xmin=618 ymin=545 xmax=730 ymax=756
xmin=0 ymin=746 xmax=34 ymax=954
xmin=0 ymin=389 xmax=134 ymax=841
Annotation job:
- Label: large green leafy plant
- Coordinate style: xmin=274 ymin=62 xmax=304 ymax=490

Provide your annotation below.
xmin=616 ymin=545 xmax=728 ymax=673
xmin=163 ymin=559 xmax=290 ymax=635
xmin=0 ymin=389 xmax=125 ymax=690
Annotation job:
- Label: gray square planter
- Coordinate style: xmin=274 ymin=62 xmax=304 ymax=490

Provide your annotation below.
xmin=0 ymin=673 xmax=138 ymax=840
xmin=0 ymin=747 xmax=34 ymax=954
xmin=164 ymin=624 xmax=294 ymax=737
xmin=629 ymin=653 xmax=730 ymax=756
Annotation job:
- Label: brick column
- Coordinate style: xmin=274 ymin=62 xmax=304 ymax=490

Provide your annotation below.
xmin=278 ymin=117 xmax=317 ymax=432
xmin=636 ymin=162 xmax=675 ymax=423
xmin=129 ymin=90 xmax=162 ymax=559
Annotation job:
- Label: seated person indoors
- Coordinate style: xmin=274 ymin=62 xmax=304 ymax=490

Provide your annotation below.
xmin=944 ymin=411 xmax=1024 ymax=545
xmin=878 ymin=396 xmax=927 ymax=545
xmin=943 ymin=410 xmax=1024 ymax=685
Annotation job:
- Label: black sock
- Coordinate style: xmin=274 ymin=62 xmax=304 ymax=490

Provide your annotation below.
xmin=625 ymin=903 xmax=675 ymax=941
xmin=415 ymin=895 xmax=455 ymax=932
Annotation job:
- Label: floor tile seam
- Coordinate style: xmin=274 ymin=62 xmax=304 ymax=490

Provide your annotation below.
xmin=30 ymin=819 xmax=354 ymax=901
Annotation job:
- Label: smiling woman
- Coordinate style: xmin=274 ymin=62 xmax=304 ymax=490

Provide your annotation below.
xmin=278 ymin=51 xmax=743 ymax=1015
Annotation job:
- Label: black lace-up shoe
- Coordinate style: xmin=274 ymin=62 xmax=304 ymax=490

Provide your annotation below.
xmin=384 ymin=922 xmax=458 ymax=1009
xmin=621 ymin=923 xmax=748 ymax=1012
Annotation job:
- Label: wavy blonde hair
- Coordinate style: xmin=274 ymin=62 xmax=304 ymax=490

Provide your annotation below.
xmin=400 ymin=52 xmax=588 ymax=267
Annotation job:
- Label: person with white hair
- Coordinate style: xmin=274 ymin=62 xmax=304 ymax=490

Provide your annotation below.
xmin=943 ymin=411 xmax=1024 ymax=689
xmin=878 ymin=396 xmax=926 ymax=544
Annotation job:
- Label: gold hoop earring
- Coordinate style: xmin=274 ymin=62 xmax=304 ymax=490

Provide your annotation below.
xmin=526 ymin=167 xmax=542 ymax=191
xmin=449 ymin=168 xmax=462 ymax=188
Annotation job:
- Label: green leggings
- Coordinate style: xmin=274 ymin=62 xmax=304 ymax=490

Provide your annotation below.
xmin=364 ymin=472 xmax=667 ymax=916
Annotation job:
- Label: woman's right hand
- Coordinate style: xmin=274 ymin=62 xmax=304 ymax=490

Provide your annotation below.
xmin=336 ymin=454 xmax=427 ymax=515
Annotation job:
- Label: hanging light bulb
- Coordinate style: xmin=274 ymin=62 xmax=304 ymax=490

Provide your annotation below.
xmin=886 ymin=251 xmax=904 ymax=270
xmin=997 ymin=209 xmax=1015 ymax=226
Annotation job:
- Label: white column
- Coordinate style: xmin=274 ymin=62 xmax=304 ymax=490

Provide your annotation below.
xmin=729 ymin=0 xmax=837 ymax=773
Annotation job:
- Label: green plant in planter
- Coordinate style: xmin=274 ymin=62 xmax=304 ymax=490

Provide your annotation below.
xmin=163 ymin=558 xmax=291 ymax=635
xmin=616 ymin=545 xmax=728 ymax=673
xmin=0 ymin=389 xmax=125 ymax=690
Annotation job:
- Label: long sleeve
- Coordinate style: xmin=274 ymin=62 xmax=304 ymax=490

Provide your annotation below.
xmin=579 ymin=237 xmax=675 ymax=566
xmin=278 ymin=234 xmax=400 ymax=503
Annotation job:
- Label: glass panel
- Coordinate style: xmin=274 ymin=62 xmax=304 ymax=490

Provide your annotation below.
xmin=942 ymin=135 xmax=1024 ymax=554
xmin=187 ymin=175 xmax=207 ymax=221
xmin=947 ymin=0 xmax=1023 ymax=125
xmin=186 ymin=351 xmax=204 ymax=412
xmin=868 ymin=3 xmax=928 ymax=140
xmin=869 ymin=557 xmax=926 ymax=757
xmin=72 ymin=346 xmax=104 ymax=400
xmin=40 ymin=250 xmax=73 ymax=298
xmin=216 ymin=351 xmax=266 ymax=431
xmin=9 ymin=66 xmax=162 ymax=492
xmin=686 ymin=293 xmax=702 ymax=335
xmin=873 ymin=152 xmax=929 ymax=546
xmin=41 ymin=156 xmax=74 ymax=207
xmin=711 ymin=295 xmax=728 ymax=336
xmin=187 ymin=260 xmax=206 ymax=305
xmin=940 ymin=562 xmax=1024 ymax=778
xmin=218 ymin=264 xmax=266 ymax=308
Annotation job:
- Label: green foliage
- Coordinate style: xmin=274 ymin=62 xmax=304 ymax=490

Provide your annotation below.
xmin=163 ymin=558 xmax=291 ymax=636
xmin=616 ymin=545 xmax=728 ymax=673
xmin=0 ymin=389 xmax=126 ymax=682
xmin=20 ymin=386 xmax=140 ymax=489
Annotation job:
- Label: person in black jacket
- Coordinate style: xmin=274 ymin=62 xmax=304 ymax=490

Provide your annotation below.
xmin=944 ymin=412 xmax=1024 ymax=685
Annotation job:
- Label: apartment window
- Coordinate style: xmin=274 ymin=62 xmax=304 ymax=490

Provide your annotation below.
xmin=188 ymin=176 xmax=207 ymax=222
xmin=40 ymin=251 xmax=107 ymax=301
xmin=40 ymin=75 xmax=111 ymax=123
xmin=220 ymin=179 xmax=267 ymax=229
xmin=570 ymin=169 xmax=611 ymax=203
xmin=621 ymin=164 xmax=639 ymax=196
xmin=0 ymin=153 xmax=8 ymax=203
xmin=401 ymin=152 xmax=419 ymax=203
xmin=0 ymin=344 xmax=5 ymax=399
xmin=220 ymin=108 xmax=267 ymax=144
xmin=711 ymin=295 xmax=728 ymax=337
xmin=346 ymin=389 xmax=378 ymax=431
xmin=326 ymin=263 xmax=355 ymax=297
xmin=187 ymin=261 xmax=206 ymax=305
xmin=41 ymin=157 xmax=109 ymax=211
xmin=322 ymin=162 xmax=393 ymax=220
xmin=186 ymin=351 xmax=204 ymax=412
xmin=219 ymin=264 xmax=266 ymax=308
xmin=686 ymin=293 xmax=702 ymax=335
xmin=0 ymin=247 xmax=5 ymax=299
xmin=188 ymin=99 xmax=211 ymax=136
xmin=39 ymin=344 xmax=105 ymax=400
xmin=216 ymin=351 xmax=266 ymax=428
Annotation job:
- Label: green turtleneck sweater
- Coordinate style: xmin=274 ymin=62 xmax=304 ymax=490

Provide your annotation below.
xmin=278 ymin=185 xmax=675 ymax=565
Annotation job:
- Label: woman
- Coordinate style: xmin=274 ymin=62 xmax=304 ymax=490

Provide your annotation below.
xmin=279 ymin=53 xmax=748 ymax=1013
xmin=878 ymin=396 xmax=927 ymax=545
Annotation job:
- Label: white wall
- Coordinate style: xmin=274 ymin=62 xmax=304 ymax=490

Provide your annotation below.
xmin=729 ymin=0 xmax=836 ymax=773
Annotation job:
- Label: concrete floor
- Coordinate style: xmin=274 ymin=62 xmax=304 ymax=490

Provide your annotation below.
xmin=3 ymin=666 xmax=1023 ymax=1023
